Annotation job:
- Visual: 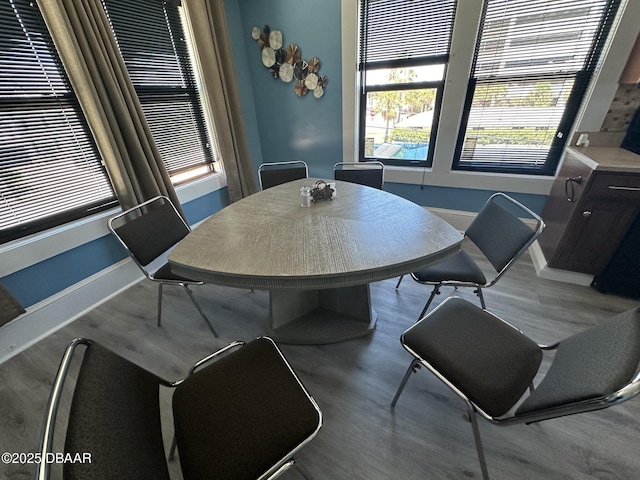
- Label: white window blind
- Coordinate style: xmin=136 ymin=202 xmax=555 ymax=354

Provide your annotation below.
xmin=454 ymin=0 xmax=620 ymax=174
xmin=102 ymin=0 xmax=217 ymax=176
xmin=0 ymin=0 xmax=115 ymax=243
xmin=360 ymin=0 xmax=456 ymax=65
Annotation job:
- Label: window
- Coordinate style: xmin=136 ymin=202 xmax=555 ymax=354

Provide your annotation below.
xmin=454 ymin=0 xmax=620 ymax=175
xmin=358 ymin=0 xmax=457 ymax=167
xmin=102 ymin=0 xmax=218 ymax=182
xmin=0 ymin=0 xmax=115 ymax=243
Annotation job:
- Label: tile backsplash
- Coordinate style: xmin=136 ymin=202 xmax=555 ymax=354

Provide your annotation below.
xmin=601 ymin=83 xmax=640 ymax=132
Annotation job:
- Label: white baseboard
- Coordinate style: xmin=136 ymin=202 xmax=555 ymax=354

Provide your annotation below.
xmin=529 ymin=240 xmax=594 ymax=286
xmin=0 ymin=259 xmax=143 ymax=364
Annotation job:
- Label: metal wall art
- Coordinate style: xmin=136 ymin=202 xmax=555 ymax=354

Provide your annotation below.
xmin=251 ymin=25 xmax=328 ymax=99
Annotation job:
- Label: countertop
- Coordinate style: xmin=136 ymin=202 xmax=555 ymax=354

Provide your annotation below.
xmin=568 ymin=146 xmax=640 ymax=173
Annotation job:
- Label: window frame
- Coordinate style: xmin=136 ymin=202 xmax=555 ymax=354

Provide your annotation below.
xmin=452 ymin=0 xmax=621 ymax=175
xmin=359 ymin=57 xmax=447 ymax=168
xmin=357 ymin=0 xmax=457 ymax=168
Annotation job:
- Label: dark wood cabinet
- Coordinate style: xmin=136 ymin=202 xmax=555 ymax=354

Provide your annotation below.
xmin=540 ymin=148 xmax=640 ymax=275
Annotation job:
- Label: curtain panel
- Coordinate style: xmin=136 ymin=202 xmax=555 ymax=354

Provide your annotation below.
xmin=182 ymin=0 xmax=257 ymax=202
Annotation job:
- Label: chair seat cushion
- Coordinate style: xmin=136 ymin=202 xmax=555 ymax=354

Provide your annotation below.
xmin=516 ymin=308 xmax=640 ymax=415
xmin=402 ymin=297 xmax=542 ymax=417
xmin=412 ymin=249 xmax=487 ymax=285
xmin=173 ymin=337 xmax=321 ymax=480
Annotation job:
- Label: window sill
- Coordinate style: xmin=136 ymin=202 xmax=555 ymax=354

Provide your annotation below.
xmin=384 ymin=165 xmax=555 ymax=195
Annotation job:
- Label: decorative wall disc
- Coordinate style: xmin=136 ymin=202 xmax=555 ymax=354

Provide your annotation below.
xmin=285 ymin=44 xmax=301 ymax=65
xmin=251 ymin=27 xmax=261 ymax=40
xmin=308 ymin=57 xmax=320 ymax=73
xmin=304 ymin=72 xmax=318 ymax=90
xmin=269 ymin=30 xmax=283 ymax=50
xmin=318 ymin=75 xmax=328 ymax=88
xmin=313 ymin=86 xmax=324 ymax=98
xmin=293 ymin=60 xmax=309 ymax=80
xmin=294 ymin=80 xmax=308 ymax=96
xmin=261 ymin=47 xmax=276 ymax=67
xmin=279 ymin=63 xmax=294 ymax=83
xmin=259 ymin=25 xmax=270 ymax=49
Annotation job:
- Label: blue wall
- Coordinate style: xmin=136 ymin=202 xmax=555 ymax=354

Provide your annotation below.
xmin=384 ymin=183 xmax=548 ymax=214
xmin=224 ymin=0 xmax=265 ymax=170
xmin=233 ymin=0 xmax=343 ymax=181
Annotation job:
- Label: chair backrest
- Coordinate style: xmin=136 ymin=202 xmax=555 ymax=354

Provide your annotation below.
xmin=258 ymin=161 xmax=308 ymax=190
xmin=38 ymin=339 xmax=170 ymax=480
xmin=108 ymin=196 xmax=189 ymax=269
xmin=333 ymin=161 xmax=384 ymax=189
xmin=515 ymin=307 xmax=640 ymax=422
xmin=173 ymin=337 xmax=322 ymax=480
xmin=465 ymin=193 xmax=544 ymax=281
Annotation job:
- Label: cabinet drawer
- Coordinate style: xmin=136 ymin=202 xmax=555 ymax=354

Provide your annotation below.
xmin=589 ymin=173 xmax=640 ymax=201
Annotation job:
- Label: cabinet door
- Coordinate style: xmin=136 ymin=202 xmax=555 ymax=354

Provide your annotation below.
xmin=539 ymin=153 xmax=593 ymax=261
xmin=552 ymin=199 xmax=639 ymax=274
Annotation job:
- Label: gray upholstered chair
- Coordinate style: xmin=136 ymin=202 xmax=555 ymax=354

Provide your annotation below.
xmin=395 ymin=192 xmax=544 ymax=319
xmin=333 ymin=161 xmax=384 ymax=189
xmin=258 ymin=161 xmax=308 ymax=190
xmin=391 ymin=297 xmax=640 ymax=480
xmin=108 ymin=195 xmax=218 ymax=337
xmin=37 ymin=336 xmax=322 ymax=480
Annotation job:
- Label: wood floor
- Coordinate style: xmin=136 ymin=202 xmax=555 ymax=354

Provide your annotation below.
xmin=1 ymin=242 xmax=639 ymax=480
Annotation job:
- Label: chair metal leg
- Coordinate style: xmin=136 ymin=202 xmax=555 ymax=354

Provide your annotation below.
xmin=395 ymin=275 xmax=404 ymax=289
xmin=169 ymin=434 xmax=178 ymax=460
xmin=157 ymin=283 xmax=164 ymax=327
xmin=266 ymin=459 xmax=296 ymax=480
xmin=476 ymin=288 xmax=486 ymax=309
xmin=183 ymin=285 xmax=219 ymax=338
xmin=391 ymin=359 xmax=421 ymax=407
xmin=468 ymin=406 xmax=490 ymax=480
xmin=417 ymin=285 xmax=441 ymax=321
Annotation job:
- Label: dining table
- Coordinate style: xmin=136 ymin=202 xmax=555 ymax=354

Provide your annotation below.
xmin=168 ymin=178 xmax=463 ymax=344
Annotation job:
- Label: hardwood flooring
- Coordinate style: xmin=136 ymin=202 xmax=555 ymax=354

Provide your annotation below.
xmin=1 ymin=242 xmax=639 ymax=479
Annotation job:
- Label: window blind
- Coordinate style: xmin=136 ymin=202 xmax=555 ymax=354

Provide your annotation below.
xmin=455 ymin=0 xmax=620 ymax=174
xmin=102 ymin=0 xmax=217 ymax=175
xmin=360 ymin=0 xmax=457 ymax=67
xmin=0 ymin=0 xmax=115 ymax=243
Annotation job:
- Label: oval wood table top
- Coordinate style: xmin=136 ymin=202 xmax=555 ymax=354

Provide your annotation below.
xmin=169 ymin=179 xmax=463 ymax=290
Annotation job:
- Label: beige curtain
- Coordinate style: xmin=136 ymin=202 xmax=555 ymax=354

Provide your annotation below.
xmin=37 ymin=0 xmax=183 ymax=214
xmin=182 ymin=0 xmax=257 ymax=202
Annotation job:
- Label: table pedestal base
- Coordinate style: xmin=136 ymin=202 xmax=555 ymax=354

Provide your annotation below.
xmin=266 ymin=284 xmax=378 ymax=344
